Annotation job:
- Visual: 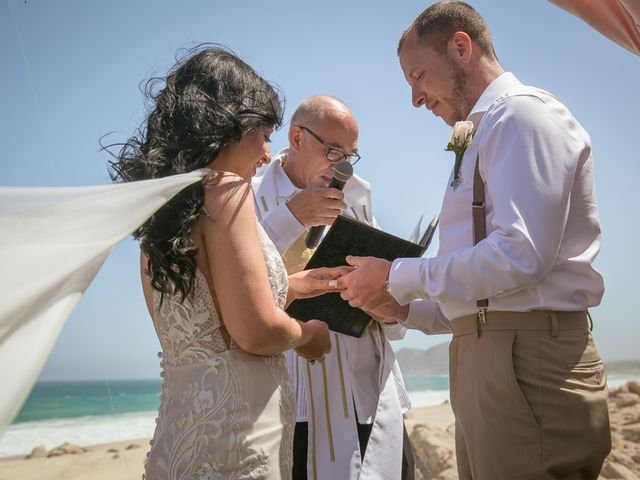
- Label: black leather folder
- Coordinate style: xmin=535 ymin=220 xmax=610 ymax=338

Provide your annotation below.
xmin=286 ymin=214 xmax=438 ymax=337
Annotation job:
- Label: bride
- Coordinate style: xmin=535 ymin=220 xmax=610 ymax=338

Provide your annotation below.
xmin=110 ymin=46 xmax=340 ymax=479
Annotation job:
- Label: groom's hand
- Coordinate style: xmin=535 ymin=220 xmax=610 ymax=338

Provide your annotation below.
xmin=337 ymin=256 xmax=393 ymax=310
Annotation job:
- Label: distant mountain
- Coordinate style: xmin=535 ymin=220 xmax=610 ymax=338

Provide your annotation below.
xmin=396 ymin=343 xmax=449 ymax=376
xmin=396 ymin=344 xmax=640 ymax=377
xmin=605 ymin=360 xmax=640 ymax=376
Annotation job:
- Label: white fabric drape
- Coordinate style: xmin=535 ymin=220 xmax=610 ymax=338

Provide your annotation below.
xmin=0 ymin=170 xmax=208 ymax=430
xmin=550 ymin=0 xmax=640 ymax=56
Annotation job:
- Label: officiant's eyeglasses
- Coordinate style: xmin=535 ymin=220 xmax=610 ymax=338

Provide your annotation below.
xmin=296 ymin=125 xmax=361 ymax=165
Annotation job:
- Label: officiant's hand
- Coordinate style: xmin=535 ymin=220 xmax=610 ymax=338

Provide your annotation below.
xmin=294 ymin=319 xmax=332 ymax=362
xmin=337 ymin=256 xmax=394 ymax=310
xmin=286 ymin=266 xmax=353 ymax=307
xmin=286 ymin=187 xmax=346 ymax=228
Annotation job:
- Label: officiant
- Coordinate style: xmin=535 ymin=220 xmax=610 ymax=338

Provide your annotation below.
xmin=252 ymin=95 xmax=413 ymax=480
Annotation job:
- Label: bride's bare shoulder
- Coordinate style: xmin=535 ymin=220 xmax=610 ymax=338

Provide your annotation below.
xmin=202 ymin=171 xmax=250 ymax=203
xmin=200 ymin=171 xmax=255 ymax=229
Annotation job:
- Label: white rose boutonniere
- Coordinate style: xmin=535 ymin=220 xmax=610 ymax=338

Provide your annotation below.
xmin=445 ymin=120 xmax=474 ymax=191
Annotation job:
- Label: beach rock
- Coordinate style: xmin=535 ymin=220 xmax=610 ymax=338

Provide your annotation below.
xmin=107 ymin=448 xmax=119 ymax=453
xmin=620 ymin=407 xmax=640 ymax=426
xmin=47 ymin=442 xmax=87 ymax=457
xmin=628 ymin=381 xmax=640 ymax=396
xmin=403 ymin=381 xmax=640 ymax=479
xmin=613 ymin=384 xmax=629 ymax=395
xmin=112 ymin=453 xmax=120 ymax=460
xmin=622 ymin=425 xmax=640 ymax=443
xmin=25 ymin=445 xmax=47 ymax=459
xmin=411 ymin=423 xmax=457 ymax=480
xmin=614 ymin=393 xmax=639 ymax=408
xmin=126 ymin=443 xmax=142 ymax=450
xmin=598 ymin=382 xmax=640 ymax=479
xmin=600 ymin=460 xmax=638 ymax=479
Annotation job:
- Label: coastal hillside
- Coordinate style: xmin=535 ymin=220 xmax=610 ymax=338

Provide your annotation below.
xmin=396 ymin=343 xmax=640 ymax=377
xmin=396 ymin=343 xmax=449 ymax=376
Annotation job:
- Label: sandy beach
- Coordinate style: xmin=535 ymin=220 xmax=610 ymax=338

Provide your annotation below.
xmin=1 ymin=384 xmax=638 ymax=480
xmin=0 ymin=403 xmax=452 ymax=480
xmin=0 ymin=437 xmax=149 ymax=480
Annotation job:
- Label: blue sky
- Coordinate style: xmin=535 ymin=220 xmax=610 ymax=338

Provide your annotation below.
xmin=2 ymin=0 xmax=638 ymax=381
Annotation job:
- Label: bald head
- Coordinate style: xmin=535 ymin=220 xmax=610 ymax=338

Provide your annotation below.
xmin=290 ymin=95 xmax=358 ymax=135
xmin=284 ymin=95 xmax=360 ymax=188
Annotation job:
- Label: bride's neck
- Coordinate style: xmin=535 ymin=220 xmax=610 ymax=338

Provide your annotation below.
xmin=206 ymin=152 xmax=246 ymax=180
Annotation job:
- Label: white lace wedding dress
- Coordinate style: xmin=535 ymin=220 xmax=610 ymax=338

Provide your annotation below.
xmin=144 ymin=225 xmax=296 ymax=480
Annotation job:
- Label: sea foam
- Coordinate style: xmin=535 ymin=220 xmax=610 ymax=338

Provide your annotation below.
xmin=0 ymin=411 xmax=157 ymax=458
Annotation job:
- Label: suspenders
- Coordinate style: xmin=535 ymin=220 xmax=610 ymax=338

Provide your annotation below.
xmin=472 ymin=154 xmax=489 ymax=325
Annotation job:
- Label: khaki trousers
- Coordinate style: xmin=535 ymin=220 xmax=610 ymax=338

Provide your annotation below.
xmin=449 ymin=311 xmax=611 ymax=480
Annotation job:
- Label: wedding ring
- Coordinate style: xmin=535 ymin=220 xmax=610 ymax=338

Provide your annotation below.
xmin=328 ymin=280 xmax=338 ymax=288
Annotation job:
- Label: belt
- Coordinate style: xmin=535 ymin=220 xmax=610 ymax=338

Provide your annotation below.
xmin=451 ymin=310 xmax=590 ymax=338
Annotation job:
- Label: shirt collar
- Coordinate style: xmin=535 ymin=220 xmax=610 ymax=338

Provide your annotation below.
xmin=272 ymin=148 xmax=301 ymax=199
xmin=467 ymin=72 xmax=521 ymax=127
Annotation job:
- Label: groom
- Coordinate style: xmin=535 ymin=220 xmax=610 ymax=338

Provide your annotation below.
xmin=338 ymin=2 xmax=611 ymax=479
xmin=252 ymin=95 xmax=413 ymax=480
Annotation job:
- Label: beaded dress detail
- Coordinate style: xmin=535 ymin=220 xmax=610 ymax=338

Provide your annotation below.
xmin=144 ymin=223 xmax=295 ymax=479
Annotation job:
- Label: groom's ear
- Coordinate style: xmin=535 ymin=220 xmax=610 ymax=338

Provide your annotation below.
xmin=448 ymin=32 xmax=473 ymax=64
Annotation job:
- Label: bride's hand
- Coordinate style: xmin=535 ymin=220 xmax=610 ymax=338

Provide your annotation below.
xmin=294 ymin=320 xmax=331 ymax=362
xmin=287 ymin=266 xmax=353 ymax=303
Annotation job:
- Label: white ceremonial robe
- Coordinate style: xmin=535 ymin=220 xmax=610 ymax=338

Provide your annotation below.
xmin=252 ymin=151 xmax=410 ymax=480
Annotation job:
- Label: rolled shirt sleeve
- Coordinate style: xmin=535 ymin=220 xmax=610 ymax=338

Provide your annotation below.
xmin=397 ymin=299 xmax=452 ymax=334
xmin=259 ymin=202 xmax=306 ymax=255
xmin=380 ymin=322 xmax=407 ymax=341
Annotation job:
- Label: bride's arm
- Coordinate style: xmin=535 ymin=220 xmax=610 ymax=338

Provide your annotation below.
xmin=202 ymin=174 xmax=329 ymax=358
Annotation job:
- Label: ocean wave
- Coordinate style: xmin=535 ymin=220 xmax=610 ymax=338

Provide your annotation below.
xmin=407 ymin=390 xmax=451 ymax=408
xmin=1 ymin=375 xmax=637 ymax=459
xmin=0 ymin=411 xmax=157 ymax=458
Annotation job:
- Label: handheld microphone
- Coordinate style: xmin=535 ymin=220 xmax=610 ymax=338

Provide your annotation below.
xmin=305 ymin=160 xmax=353 ymax=249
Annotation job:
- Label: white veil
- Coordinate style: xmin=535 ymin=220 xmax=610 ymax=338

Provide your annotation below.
xmin=0 ymin=170 xmax=208 ymax=429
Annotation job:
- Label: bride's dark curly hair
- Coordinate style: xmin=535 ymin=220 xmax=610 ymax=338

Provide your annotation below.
xmin=109 ymin=45 xmax=283 ymax=299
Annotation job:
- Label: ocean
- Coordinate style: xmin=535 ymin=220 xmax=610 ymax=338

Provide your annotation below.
xmin=0 ymin=375 xmax=636 ymax=458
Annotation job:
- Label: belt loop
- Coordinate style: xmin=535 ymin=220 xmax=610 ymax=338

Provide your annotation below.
xmin=550 ymin=311 xmax=559 ymax=338
xmin=474 ymin=314 xmax=480 ymax=338
xmin=587 ymin=310 xmax=594 ymax=331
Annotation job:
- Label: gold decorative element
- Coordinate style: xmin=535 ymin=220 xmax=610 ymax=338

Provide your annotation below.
xmin=306 ymin=362 xmax=318 ymax=480
xmin=283 ymin=233 xmax=315 ymax=275
xmin=334 ymin=334 xmax=349 ymax=418
xmin=321 ymin=362 xmax=336 ymax=462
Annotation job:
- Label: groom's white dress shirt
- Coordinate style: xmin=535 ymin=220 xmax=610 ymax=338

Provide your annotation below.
xmin=391 ymin=72 xmax=604 ymax=332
